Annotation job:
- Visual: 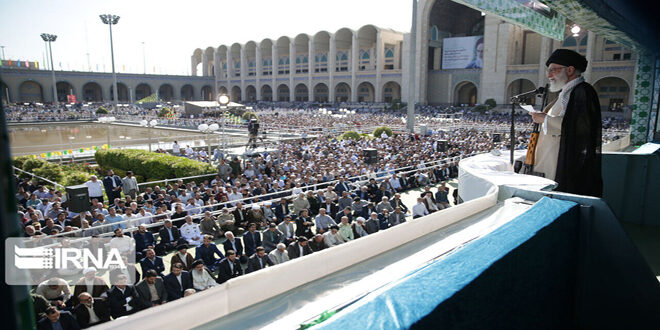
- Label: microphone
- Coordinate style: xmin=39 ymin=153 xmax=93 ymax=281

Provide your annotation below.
xmin=510 ymin=87 xmax=545 ymax=102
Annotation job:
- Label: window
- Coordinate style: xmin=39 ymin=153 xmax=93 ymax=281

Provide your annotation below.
xmin=613 ymin=54 xmax=621 ymax=60
xmin=623 ymin=53 xmax=631 ymax=60
xmin=619 ymin=86 xmax=628 ymax=92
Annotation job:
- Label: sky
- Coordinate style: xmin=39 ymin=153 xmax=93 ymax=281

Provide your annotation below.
xmin=0 ymin=0 xmax=412 ymax=75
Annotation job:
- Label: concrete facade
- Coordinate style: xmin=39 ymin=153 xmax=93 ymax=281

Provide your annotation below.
xmin=413 ymin=0 xmax=636 ymax=109
xmin=0 ymin=69 xmax=214 ymax=103
xmin=192 ymin=25 xmax=405 ymax=103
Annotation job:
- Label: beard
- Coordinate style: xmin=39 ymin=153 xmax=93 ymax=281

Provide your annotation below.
xmin=549 ymin=70 xmax=568 ymax=92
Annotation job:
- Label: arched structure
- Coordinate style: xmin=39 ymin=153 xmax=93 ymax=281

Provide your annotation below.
xmin=218 ymin=86 xmax=228 ymax=97
xmin=201 ymin=85 xmax=213 ymax=101
xmin=314 ymin=83 xmax=329 ymax=102
xmin=593 ymin=77 xmax=630 ymax=111
xmin=110 ymin=83 xmax=129 ymax=102
xmin=276 ymin=37 xmax=291 ymax=75
xmin=334 ymin=28 xmax=353 ymax=72
xmin=277 ymin=84 xmax=290 ymax=102
xmin=204 ymin=47 xmax=215 ymax=77
xmin=261 ymin=85 xmax=273 ymax=101
xmin=335 ymin=82 xmax=351 ymax=102
xmin=294 ymin=34 xmax=309 ymax=74
xmin=231 ymin=86 xmax=241 ymax=102
xmin=19 ymin=81 xmax=44 ymax=102
xmin=230 ymin=43 xmax=242 ymax=78
xmin=454 ymin=81 xmax=478 ymax=106
xmin=357 ymin=25 xmax=378 ymax=71
xmin=0 ymin=81 xmax=10 ymax=103
xmin=135 ymin=83 xmax=152 ymax=101
xmin=260 ymin=39 xmax=273 ymax=77
xmin=294 ymin=83 xmax=309 ymax=101
xmin=56 ymin=81 xmax=74 ymax=102
xmin=217 ymin=45 xmax=228 ymax=79
xmin=383 ymin=81 xmax=401 ymax=103
xmin=246 ymin=42 xmax=257 ymax=77
xmin=159 ymin=84 xmax=175 ymax=101
xmin=191 ymin=48 xmax=203 ymax=76
xmin=82 ymin=82 xmax=103 ymax=102
xmin=507 ymin=79 xmax=536 ymax=105
xmin=246 ymin=85 xmax=257 ymax=102
xmin=357 ymin=81 xmax=375 ymax=102
xmin=181 ymin=85 xmax=194 ymax=101
xmin=313 ymin=31 xmax=330 ymax=73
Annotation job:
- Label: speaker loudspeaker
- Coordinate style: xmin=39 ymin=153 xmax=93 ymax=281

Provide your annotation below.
xmin=65 ymin=184 xmax=90 ymax=213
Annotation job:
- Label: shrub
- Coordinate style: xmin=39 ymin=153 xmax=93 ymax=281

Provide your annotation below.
xmin=96 ymin=107 xmax=108 ymax=115
xmin=12 ymin=156 xmax=32 ymax=169
xmin=62 ymin=172 xmax=91 ymax=186
xmin=242 ymin=111 xmax=258 ymax=121
xmin=373 ymin=126 xmax=393 ymax=138
xmin=95 ymin=149 xmax=215 ymax=181
xmin=484 ymin=98 xmax=497 ymax=109
xmin=341 ymin=131 xmax=360 ymax=140
xmin=21 ymin=158 xmax=48 ymax=175
xmin=473 ymin=104 xmax=489 ymax=113
xmin=33 ymin=162 xmax=64 ymax=184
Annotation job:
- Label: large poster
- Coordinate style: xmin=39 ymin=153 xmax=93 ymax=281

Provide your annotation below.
xmin=442 ymin=36 xmax=484 ymax=69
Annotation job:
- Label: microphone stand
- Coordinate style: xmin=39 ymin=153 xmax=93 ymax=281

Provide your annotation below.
xmin=508 ymin=87 xmax=544 ymax=165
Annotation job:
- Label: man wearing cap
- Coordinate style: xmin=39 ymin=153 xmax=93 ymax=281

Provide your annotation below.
xmin=530 ymin=48 xmax=602 ymax=197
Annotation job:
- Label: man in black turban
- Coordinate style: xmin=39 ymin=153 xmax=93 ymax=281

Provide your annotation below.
xmin=529 ymin=49 xmax=602 ymax=197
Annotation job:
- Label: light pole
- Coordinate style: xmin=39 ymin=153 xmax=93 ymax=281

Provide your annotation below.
xmin=140 ymin=119 xmax=158 ymax=152
xmin=198 ymin=123 xmax=219 ymax=162
xmin=0 ymin=45 xmax=5 ymax=60
xmin=99 ymin=116 xmax=116 ymax=149
xmin=40 ymin=33 xmax=58 ymax=103
xmin=218 ymin=94 xmax=230 ymax=158
xmin=100 ymin=14 xmax=120 ymax=111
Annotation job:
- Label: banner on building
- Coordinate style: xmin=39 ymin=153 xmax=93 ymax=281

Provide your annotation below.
xmin=442 ymin=36 xmax=484 ymax=69
xmin=67 ymin=94 xmax=77 ymax=103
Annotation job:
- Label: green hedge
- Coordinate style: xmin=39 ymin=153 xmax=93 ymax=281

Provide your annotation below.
xmin=96 ymin=107 xmax=108 ymax=114
xmin=373 ymin=126 xmax=393 ymax=138
xmin=341 ymin=131 xmax=360 ymax=140
xmin=13 ymin=157 xmax=93 ymax=187
xmin=95 ymin=149 xmax=215 ymax=181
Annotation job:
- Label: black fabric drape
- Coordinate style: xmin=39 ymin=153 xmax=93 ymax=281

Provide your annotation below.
xmin=555 ymin=82 xmax=603 ymax=197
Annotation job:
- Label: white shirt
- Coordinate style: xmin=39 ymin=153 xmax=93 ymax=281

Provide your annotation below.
xmin=412 ymin=202 xmax=429 ymax=218
xmin=181 ymin=222 xmax=202 ymax=246
xmin=85 ymin=180 xmax=104 ymax=197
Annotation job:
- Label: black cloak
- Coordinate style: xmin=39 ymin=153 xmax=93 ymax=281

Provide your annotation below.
xmin=554 ymin=82 xmax=603 ymax=197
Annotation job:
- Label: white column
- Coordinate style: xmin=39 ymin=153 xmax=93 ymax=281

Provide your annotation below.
xmin=214 ymin=51 xmax=220 ymax=97
xmin=376 ymin=31 xmax=384 ymax=102
xmin=329 ymin=35 xmax=336 ymax=102
xmin=289 ymin=41 xmax=295 ymax=101
xmin=240 ymin=46 xmax=247 ymax=101
xmin=201 ymin=52 xmax=209 ymax=76
xmin=226 ymin=49 xmax=233 ymax=84
xmin=537 ymin=36 xmax=552 ymax=88
xmin=256 ymin=45 xmax=262 ymax=101
xmin=191 ymin=56 xmax=197 ymax=76
xmin=584 ymin=31 xmax=596 ymax=83
xmin=351 ymin=33 xmax=358 ymax=102
xmin=480 ymin=16 xmax=511 ymax=104
xmin=308 ymin=39 xmax=314 ymax=101
xmin=272 ymin=44 xmax=278 ymax=101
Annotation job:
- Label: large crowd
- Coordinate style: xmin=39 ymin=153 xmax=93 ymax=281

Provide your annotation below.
xmin=9 ymin=100 xmax=633 ymax=328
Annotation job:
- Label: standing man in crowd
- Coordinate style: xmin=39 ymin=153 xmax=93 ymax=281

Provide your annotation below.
xmin=85 ymin=176 xmax=104 ymax=204
xmin=122 ymin=171 xmax=139 ymax=200
xmin=103 ymin=170 xmax=123 ymax=205
xmin=531 ymin=49 xmax=602 ymax=197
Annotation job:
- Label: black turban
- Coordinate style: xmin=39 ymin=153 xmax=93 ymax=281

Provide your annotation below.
xmin=546 ymin=49 xmax=588 ymax=72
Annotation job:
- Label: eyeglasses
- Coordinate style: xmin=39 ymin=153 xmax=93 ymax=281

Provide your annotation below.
xmin=546 ymin=66 xmax=566 ymax=74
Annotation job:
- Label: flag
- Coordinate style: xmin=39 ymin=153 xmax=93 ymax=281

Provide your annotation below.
xmin=26 ymin=62 xmax=30 ymax=68
xmin=40 ymin=153 xmax=47 ymax=158
xmin=63 ymin=150 xmax=68 ymax=155
xmin=79 ymin=148 xmax=84 ymax=153
xmin=122 ymin=65 xmax=125 ymax=71
xmin=59 ymin=62 xmax=62 ymax=69
xmin=17 ymin=60 xmax=21 ymax=67
xmin=68 ymin=149 xmax=72 ymax=154
xmin=46 ymin=152 xmax=52 ymax=157
xmin=8 ymin=60 xmax=12 ymax=66
xmin=35 ymin=62 xmax=38 ymax=69
xmin=86 ymin=147 xmax=90 ymax=151
xmin=96 ymin=64 xmax=99 ymax=71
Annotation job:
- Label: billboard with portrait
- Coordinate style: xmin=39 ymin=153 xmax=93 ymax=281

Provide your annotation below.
xmin=442 ymin=36 xmax=484 ymax=69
